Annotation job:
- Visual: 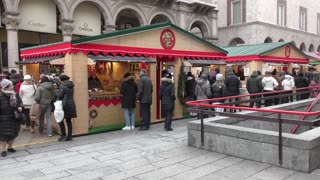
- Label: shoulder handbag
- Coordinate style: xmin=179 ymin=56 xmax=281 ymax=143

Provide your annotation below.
xmin=14 ymin=110 xmax=26 ymax=124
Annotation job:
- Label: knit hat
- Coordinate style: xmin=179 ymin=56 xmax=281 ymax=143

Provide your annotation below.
xmin=140 ymin=69 xmax=147 ymax=76
xmin=59 ymin=74 xmax=70 ymax=81
xmin=0 ymin=79 xmax=13 ymax=89
xmin=124 ymin=72 xmax=131 ymax=78
xmin=216 ymin=74 xmax=223 ymax=81
xmin=23 ymin=74 xmax=32 ymax=81
xmin=200 ymin=73 xmax=208 ymax=80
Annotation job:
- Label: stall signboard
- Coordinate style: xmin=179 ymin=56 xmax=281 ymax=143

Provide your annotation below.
xmin=18 ymin=0 xmax=56 ymax=33
xmin=73 ymin=3 xmax=101 ymax=36
xmin=244 ymin=67 xmax=250 ymax=76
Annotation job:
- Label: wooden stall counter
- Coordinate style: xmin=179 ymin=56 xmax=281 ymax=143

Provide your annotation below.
xmin=88 ymin=90 xmax=141 ymax=134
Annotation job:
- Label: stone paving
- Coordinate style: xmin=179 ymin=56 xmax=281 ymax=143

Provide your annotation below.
xmin=1 ymin=118 xmax=320 ymax=180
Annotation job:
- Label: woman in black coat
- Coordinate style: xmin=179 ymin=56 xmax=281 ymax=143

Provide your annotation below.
xmin=160 ymin=73 xmax=176 ymax=131
xmin=56 ymin=74 xmax=77 ymax=141
xmin=120 ymin=73 xmax=138 ymax=130
xmin=0 ymin=79 xmax=23 ymax=157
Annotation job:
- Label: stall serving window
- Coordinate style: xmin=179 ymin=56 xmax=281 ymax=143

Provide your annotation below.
xmin=87 ymin=54 xmax=155 ymax=101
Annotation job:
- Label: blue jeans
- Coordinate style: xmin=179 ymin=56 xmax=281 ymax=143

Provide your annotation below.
xmin=140 ymin=103 xmax=151 ymax=128
xmin=124 ymin=108 xmax=135 ymax=127
xmin=39 ymin=104 xmax=52 ymax=135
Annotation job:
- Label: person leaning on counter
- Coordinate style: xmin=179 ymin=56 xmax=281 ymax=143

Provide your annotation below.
xmin=88 ymin=72 xmax=103 ymax=91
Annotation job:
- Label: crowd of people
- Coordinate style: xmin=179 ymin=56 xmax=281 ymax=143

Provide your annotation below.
xmin=184 ymin=67 xmax=320 ymax=113
xmin=0 ymin=70 xmax=77 ymax=157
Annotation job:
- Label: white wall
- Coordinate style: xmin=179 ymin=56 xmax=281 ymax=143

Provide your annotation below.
xmin=217 ymin=0 xmax=320 ymax=34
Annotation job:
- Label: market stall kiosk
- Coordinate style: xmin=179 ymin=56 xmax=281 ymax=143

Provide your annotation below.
xmin=223 ymin=42 xmax=309 ymax=106
xmin=224 ymin=42 xmax=309 ymax=79
xmin=19 ymin=22 xmax=227 ymax=135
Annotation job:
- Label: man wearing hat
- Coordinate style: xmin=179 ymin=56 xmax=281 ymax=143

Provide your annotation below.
xmin=137 ymin=69 xmax=153 ymax=130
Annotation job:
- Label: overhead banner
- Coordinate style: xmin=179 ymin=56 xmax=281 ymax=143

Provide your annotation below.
xmin=73 ymin=3 xmax=101 ymax=36
xmin=18 ymin=0 xmax=56 ymax=33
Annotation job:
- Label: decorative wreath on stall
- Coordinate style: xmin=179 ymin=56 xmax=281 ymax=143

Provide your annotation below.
xmin=89 ymin=109 xmax=98 ymax=119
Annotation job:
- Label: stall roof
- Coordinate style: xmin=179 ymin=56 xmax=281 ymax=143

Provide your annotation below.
xmin=16 ymin=55 xmax=64 ymax=64
xmin=88 ymin=55 xmax=156 ymax=63
xmin=185 ymin=59 xmax=225 ymax=65
xmin=223 ymin=42 xmax=309 ymax=64
xmin=303 ymin=51 xmax=320 ymax=61
xmin=20 ymin=22 xmax=227 ymax=61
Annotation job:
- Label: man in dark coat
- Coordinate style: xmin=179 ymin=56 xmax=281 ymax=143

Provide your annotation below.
xmin=225 ymin=67 xmax=240 ymax=112
xmin=120 ymin=72 xmax=138 ymax=130
xmin=246 ymin=71 xmax=263 ymax=108
xmin=137 ymin=69 xmax=153 ymax=130
xmin=185 ymin=72 xmax=196 ymax=102
xmin=160 ymin=73 xmax=175 ymax=131
xmin=56 ymin=74 xmax=77 ymax=141
xmin=295 ymin=72 xmax=309 ymax=100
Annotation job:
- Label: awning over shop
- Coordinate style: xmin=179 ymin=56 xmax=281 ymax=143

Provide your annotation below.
xmin=88 ymin=54 xmax=156 ymax=63
xmin=185 ymin=59 xmax=225 ymax=65
xmin=224 ymin=42 xmax=309 ymax=64
xmin=303 ymin=51 xmax=320 ymax=61
xmin=16 ymin=55 xmax=64 ymax=64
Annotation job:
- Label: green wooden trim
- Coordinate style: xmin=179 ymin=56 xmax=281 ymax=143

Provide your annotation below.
xmin=72 ymin=22 xmax=227 ymax=54
xmin=88 ymin=121 xmax=143 ymax=134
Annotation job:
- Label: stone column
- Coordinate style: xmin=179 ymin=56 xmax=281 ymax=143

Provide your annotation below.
xmin=2 ymin=12 xmax=21 ymax=71
xmin=59 ymin=19 xmax=74 ymax=42
xmin=176 ymin=2 xmax=189 ymax=30
xmin=103 ymin=24 xmax=117 ymax=34
xmin=206 ymin=9 xmax=219 ymax=44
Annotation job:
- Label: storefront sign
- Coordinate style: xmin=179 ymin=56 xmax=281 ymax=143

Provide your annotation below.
xmin=18 ymin=0 xmax=56 ymax=33
xmin=285 ymin=45 xmax=291 ymax=58
xmin=73 ymin=3 xmax=101 ymax=36
xmin=160 ymin=29 xmax=175 ymax=50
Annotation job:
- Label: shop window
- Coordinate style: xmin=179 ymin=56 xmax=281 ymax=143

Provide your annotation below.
xmin=232 ymin=0 xmax=241 ymax=24
xmin=299 ymin=7 xmax=307 ymax=31
xmin=277 ymin=0 xmax=286 ymax=26
xmin=227 ymin=0 xmax=246 ymax=25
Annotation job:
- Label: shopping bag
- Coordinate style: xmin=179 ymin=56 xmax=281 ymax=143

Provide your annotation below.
xmin=54 ymin=100 xmax=64 ymax=123
xmin=14 ymin=110 xmax=26 ymax=124
xmin=30 ymin=103 xmax=41 ymax=121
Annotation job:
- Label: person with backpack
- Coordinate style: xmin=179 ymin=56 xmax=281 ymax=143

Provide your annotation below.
xmin=211 ymin=74 xmax=226 ymax=113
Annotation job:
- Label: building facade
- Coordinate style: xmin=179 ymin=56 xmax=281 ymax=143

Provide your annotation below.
xmin=0 ymin=0 xmax=219 ymax=71
xmin=217 ymin=0 xmax=320 ymax=51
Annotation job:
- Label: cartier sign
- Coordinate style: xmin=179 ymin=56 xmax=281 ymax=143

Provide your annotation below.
xmin=73 ymin=3 xmax=101 ymax=36
xmin=18 ymin=0 xmax=56 ymax=33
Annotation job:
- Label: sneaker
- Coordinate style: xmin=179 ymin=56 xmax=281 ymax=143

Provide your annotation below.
xmin=48 ymin=134 xmax=53 ymax=137
xmin=1 ymin=151 xmax=7 ymax=157
xmin=122 ymin=126 xmax=130 ymax=130
xmin=30 ymin=128 xmax=35 ymax=134
xmin=131 ymin=126 xmax=135 ymax=130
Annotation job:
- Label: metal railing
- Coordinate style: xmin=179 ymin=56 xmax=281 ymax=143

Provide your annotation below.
xmin=186 ymin=87 xmax=320 ymax=165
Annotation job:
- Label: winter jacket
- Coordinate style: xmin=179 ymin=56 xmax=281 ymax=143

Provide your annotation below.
xmin=19 ymin=81 xmax=37 ymax=108
xmin=195 ymin=78 xmax=211 ymax=100
xmin=120 ymin=76 xmax=138 ymax=109
xmin=225 ymin=71 xmax=240 ymax=96
xmin=56 ymin=80 xmax=77 ymax=118
xmin=185 ymin=77 xmax=196 ymax=98
xmin=35 ymin=82 xmax=54 ymax=105
xmin=262 ymin=76 xmax=279 ymax=91
xmin=246 ymin=73 xmax=262 ymax=94
xmin=137 ymin=74 xmax=153 ymax=104
xmin=160 ymin=77 xmax=176 ymax=106
xmin=295 ymin=77 xmax=308 ymax=89
xmin=282 ymin=75 xmax=295 ymax=90
xmin=0 ymin=92 xmax=21 ymax=141
xmin=211 ymin=82 xmax=227 ymax=103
